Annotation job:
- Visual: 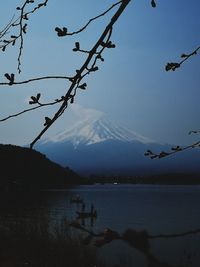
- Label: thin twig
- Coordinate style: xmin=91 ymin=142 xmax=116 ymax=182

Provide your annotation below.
xmin=64 ymin=1 xmax=122 ymax=36
xmin=0 ymin=100 xmax=61 ymax=122
xmin=149 ymin=228 xmax=200 ymax=239
xmin=145 ymin=140 xmax=200 ymax=159
xmin=0 ymin=0 xmax=49 ymax=72
xmin=0 ymin=75 xmax=71 ymax=86
xmin=179 ymin=46 xmax=200 ymax=66
xmin=0 ymin=15 xmax=15 ymax=39
xmin=165 ymin=46 xmax=200 ymax=71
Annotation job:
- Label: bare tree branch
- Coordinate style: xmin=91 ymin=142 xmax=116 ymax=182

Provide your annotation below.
xmin=0 ymin=15 xmax=15 ymax=39
xmin=0 ymin=100 xmax=59 ymax=122
xmin=0 ymin=1 xmax=161 ymax=148
xmin=165 ymin=46 xmax=200 ymax=71
xmin=55 ymin=1 xmax=122 ymax=37
xmin=0 ymin=0 xmax=49 ymax=73
xmin=29 ymin=0 xmax=131 ymax=149
xmin=145 ymin=140 xmax=200 ymax=159
xmin=0 ymin=75 xmax=71 ymax=86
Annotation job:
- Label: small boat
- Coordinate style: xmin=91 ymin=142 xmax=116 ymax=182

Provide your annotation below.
xmin=76 ymin=210 xmax=97 ymax=219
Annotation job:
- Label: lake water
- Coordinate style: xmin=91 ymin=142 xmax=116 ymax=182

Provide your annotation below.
xmin=0 ymin=184 xmax=200 ymax=267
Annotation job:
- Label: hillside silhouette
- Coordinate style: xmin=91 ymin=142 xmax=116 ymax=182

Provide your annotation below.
xmin=0 ymin=144 xmax=80 ymax=191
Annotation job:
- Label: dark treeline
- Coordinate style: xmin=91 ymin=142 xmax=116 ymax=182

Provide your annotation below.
xmin=84 ymin=173 xmax=200 ymax=185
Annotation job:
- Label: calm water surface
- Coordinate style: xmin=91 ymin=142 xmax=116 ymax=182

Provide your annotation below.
xmin=1 ymin=184 xmax=200 ymax=267
xmin=68 ymin=184 xmax=200 ymax=267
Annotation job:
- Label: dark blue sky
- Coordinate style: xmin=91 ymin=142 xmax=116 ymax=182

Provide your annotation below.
xmin=0 ymin=0 xmax=200 ymax=146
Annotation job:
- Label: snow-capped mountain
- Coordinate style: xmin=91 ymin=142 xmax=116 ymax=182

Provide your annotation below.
xmin=36 ymin=106 xmax=200 ymax=176
xmin=42 ymin=115 xmax=154 ymax=147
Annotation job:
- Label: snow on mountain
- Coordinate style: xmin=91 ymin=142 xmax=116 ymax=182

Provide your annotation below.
xmin=37 ymin=106 xmax=200 ymax=176
xmin=42 ymin=115 xmax=154 ymax=147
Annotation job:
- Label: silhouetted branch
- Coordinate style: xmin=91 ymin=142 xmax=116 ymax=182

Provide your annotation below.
xmin=0 ymin=1 xmax=128 ymax=148
xmin=165 ymin=46 xmax=200 ymax=71
xmin=149 ymin=45 xmax=200 ymax=158
xmin=0 ymin=16 xmax=15 ymax=40
xmin=0 ymin=0 xmax=159 ymax=148
xmin=0 ymin=0 xmax=49 ymax=73
xmin=29 ymin=0 xmax=131 ymax=149
xmin=55 ymin=1 xmax=122 ymax=37
xmin=145 ymin=140 xmax=200 ymax=159
xmin=0 ymin=95 xmax=65 ymax=122
xmin=0 ymin=75 xmax=71 ymax=86
xmin=149 ymin=228 xmax=200 ymax=239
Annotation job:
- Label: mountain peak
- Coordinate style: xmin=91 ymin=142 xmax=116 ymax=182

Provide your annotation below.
xmin=42 ymin=114 xmax=154 ymax=147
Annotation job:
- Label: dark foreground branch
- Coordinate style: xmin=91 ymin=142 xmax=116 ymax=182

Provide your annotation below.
xmin=29 ymin=0 xmax=131 ymax=149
